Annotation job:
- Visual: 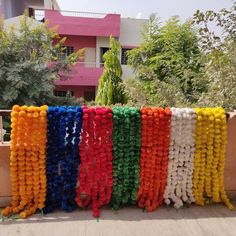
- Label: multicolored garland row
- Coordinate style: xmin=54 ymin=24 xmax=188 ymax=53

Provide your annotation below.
xmin=1 ymin=105 xmax=233 ymax=219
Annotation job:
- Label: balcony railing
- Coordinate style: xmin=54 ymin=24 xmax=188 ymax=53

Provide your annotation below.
xmin=76 ymin=61 xmax=104 ymax=68
xmin=34 ymin=9 xmax=108 ymax=21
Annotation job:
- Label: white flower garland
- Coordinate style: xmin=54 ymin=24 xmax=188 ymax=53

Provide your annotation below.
xmin=164 ymin=108 xmax=196 ymax=208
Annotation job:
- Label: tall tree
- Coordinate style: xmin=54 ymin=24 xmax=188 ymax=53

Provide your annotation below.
xmin=95 ymin=36 xmax=127 ymax=105
xmin=126 ymin=15 xmax=206 ymax=106
xmin=0 ymin=15 xmax=81 ymax=108
xmin=193 ymin=3 xmax=236 ymax=110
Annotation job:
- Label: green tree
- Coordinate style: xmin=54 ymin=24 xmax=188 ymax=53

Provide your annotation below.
xmin=126 ymin=15 xmax=207 ymax=106
xmin=95 ymin=36 xmax=127 ymax=105
xmin=0 ymin=15 xmax=81 ymax=108
xmin=193 ymin=3 xmax=236 ymax=110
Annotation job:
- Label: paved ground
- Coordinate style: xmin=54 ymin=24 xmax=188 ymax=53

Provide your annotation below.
xmin=1 ymin=202 xmax=236 ymax=236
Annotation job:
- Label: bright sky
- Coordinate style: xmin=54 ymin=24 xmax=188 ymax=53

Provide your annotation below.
xmin=57 ymin=0 xmax=234 ymax=21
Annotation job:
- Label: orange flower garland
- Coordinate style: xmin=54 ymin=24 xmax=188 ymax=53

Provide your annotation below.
xmin=137 ymin=107 xmax=171 ymax=211
xmin=1 ymin=105 xmax=47 ymax=218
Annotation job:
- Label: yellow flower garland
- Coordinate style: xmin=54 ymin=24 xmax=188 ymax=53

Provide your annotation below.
xmin=1 ymin=105 xmax=48 ymax=218
xmin=193 ymin=107 xmax=233 ymax=209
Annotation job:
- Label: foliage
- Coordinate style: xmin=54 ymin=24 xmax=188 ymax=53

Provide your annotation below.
xmin=126 ymin=15 xmax=206 ymax=105
xmin=193 ymin=3 xmax=236 ymax=110
xmin=124 ymin=78 xmax=188 ymax=107
xmin=126 ymin=2 xmax=236 ymax=111
xmin=0 ymin=14 xmax=82 ymax=109
xmin=45 ymin=91 xmax=85 ymax=106
xmin=95 ymin=36 xmax=127 ymax=105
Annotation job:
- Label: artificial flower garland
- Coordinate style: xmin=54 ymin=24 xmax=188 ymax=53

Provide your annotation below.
xmin=137 ymin=107 xmax=171 ymax=211
xmin=76 ymin=107 xmax=113 ymax=217
xmin=43 ymin=106 xmax=61 ymax=213
xmin=164 ymin=108 xmax=196 ymax=208
xmin=110 ymin=107 xmax=141 ymax=210
xmin=2 ymin=105 xmax=234 ymax=219
xmin=2 ymin=105 xmax=47 ymax=219
xmin=44 ymin=106 xmax=83 ymax=213
xmin=193 ymin=107 xmax=233 ymax=209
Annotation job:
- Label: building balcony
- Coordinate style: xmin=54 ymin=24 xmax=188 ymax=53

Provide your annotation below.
xmin=34 ymin=9 xmax=120 ymax=37
xmin=55 ymin=62 xmax=104 ymax=87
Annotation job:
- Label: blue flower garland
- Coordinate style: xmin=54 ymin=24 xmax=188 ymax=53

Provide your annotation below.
xmin=44 ymin=107 xmax=62 ymax=213
xmin=44 ymin=106 xmax=83 ymax=213
xmin=61 ymin=106 xmax=83 ymax=212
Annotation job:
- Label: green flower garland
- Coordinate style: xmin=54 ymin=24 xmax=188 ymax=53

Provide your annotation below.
xmin=111 ymin=107 xmax=141 ymax=209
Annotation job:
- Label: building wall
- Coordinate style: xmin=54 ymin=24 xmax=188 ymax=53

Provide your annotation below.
xmin=44 ymin=0 xmax=60 ymax=10
xmin=55 ymin=85 xmax=95 ymax=98
xmin=55 ymin=34 xmax=97 ymax=67
xmin=0 ymin=0 xmax=14 ymax=19
xmin=84 ymin=48 xmax=96 ymax=67
xmin=4 ymin=16 xmax=43 ymax=34
xmin=119 ymin=18 xmax=147 ymax=80
xmin=0 ymin=0 xmax=45 ymax=19
xmin=60 ymin=35 xmax=96 ymax=52
xmin=95 ymin=36 xmax=110 ymax=67
xmin=119 ymin=18 xmax=146 ymax=47
xmin=45 ymin=13 xmax=147 ymax=91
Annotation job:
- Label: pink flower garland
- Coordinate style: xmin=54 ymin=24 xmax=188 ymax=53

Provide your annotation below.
xmin=76 ymin=107 xmax=113 ymax=217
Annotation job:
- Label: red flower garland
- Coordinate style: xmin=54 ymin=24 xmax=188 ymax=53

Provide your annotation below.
xmin=137 ymin=107 xmax=171 ymax=211
xmin=76 ymin=107 xmax=113 ymax=217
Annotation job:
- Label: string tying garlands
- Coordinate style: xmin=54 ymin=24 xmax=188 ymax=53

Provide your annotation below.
xmin=76 ymin=107 xmax=113 ymax=217
xmin=137 ymin=107 xmax=171 ymax=211
xmin=193 ymin=107 xmax=233 ymax=209
xmin=110 ymin=107 xmax=141 ymax=210
xmin=164 ymin=108 xmax=196 ymax=208
xmin=2 ymin=105 xmax=47 ymax=219
xmin=44 ymin=106 xmax=83 ymax=213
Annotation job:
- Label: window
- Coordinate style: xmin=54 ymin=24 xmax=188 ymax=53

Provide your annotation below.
xmin=100 ymin=47 xmax=109 ymax=64
xmin=58 ymin=46 xmax=74 ymax=60
xmin=54 ymin=90 xmax=74 ymax=97
xmin=121 ymin=48 xmax=132 ymax=65
xmin=65 ymin=46 xmax=74 ymax=56
xmin=84 ymin=90 xmax=95 ymax=101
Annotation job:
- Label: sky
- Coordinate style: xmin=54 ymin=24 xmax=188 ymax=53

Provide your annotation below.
xmin=56 ymin=0 xmax=234 ymax=21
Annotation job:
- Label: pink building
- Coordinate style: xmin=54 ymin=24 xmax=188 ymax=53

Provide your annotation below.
xmin=1 ymin=0 xmax=147 ymax=101
xmin=41 ymin=9 xmax=146 ymax=101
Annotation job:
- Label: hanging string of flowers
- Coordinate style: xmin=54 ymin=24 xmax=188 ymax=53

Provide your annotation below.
xmin=193 ymin=107 xmax=233 ymax=209
xmin=2 ymin=105 xmax=48 ymax=219
xmin=137 ymin=107 xmax=171 ymax=211
xmin=61 ymin=106 xmax=83 ymax=212
xmin=76 ymin=107 xmax=113 ymax=217
xmin=44 ymin=106 xmax=83 ymax=213
xmin=110 ymin=107 xmax=141 ymax=210
xmin=164 ymin=108 xmax=196 ymax=208
xmin=2 ymin=105 xmax=234 ymax=220
xmin=43 ymin=107 xmax=61 ymax=213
